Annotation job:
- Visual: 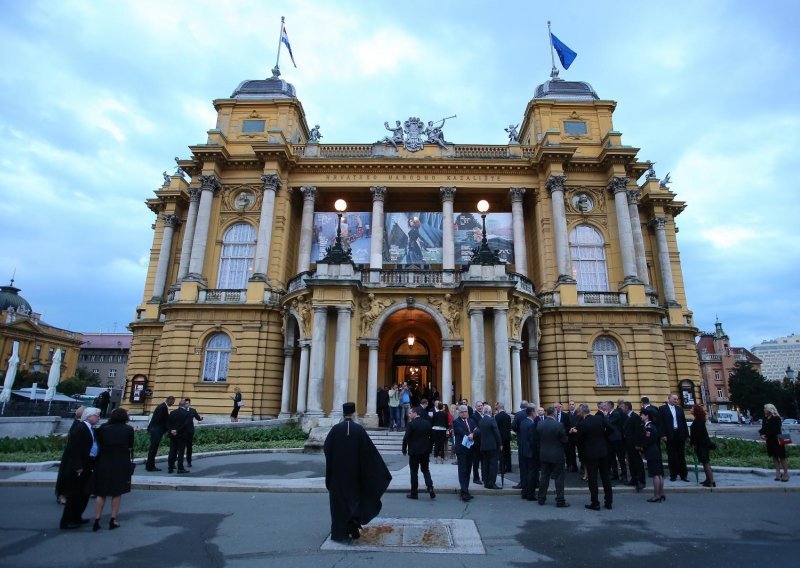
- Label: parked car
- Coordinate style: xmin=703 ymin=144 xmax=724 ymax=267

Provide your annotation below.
xmin=783 ymin=418 xmax=798 ymax=426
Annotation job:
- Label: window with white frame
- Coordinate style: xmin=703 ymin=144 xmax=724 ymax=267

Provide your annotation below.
xmin=203 ymin=333 xmax=231 ymax=382
xmin=569 ymin=224 xmax=609 ymax=291
xmin=92 ymin=369 xmax=99 ymax=375
xmin=108 ymin=369 xmax=117 ymax=378
xmin=217 ymin=223 xmax=256 ymax=289
xmin=593 ymin=336 xmax=621 ymax=386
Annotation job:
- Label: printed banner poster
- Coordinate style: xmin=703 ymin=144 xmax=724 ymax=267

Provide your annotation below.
xmin=453 ymin=212 xmax=514 ymax=265
xmin=383 ymin=212 xmax=444 ymax=264
xmin=310 ymin=212 xmax=372 ymax=264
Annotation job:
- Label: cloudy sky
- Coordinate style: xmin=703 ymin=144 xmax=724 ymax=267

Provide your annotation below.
xmin=1 ymin=0 xmax=798 ymax=350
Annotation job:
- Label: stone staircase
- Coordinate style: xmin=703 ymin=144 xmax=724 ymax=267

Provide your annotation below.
xmin=367 ymin=429 xmax=405 ymax=454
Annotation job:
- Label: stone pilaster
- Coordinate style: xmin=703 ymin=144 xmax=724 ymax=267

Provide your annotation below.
xmin=627 ymin=189 xmax=650 ymax=286
xmin=296 ymin=186 xmax=317 ymax=273
xmin=509 ymin=187 xmax=528 ymax=277
xmin=176 ymin=188 xmax=200 ymax=281
xmin=331 ymin=306 xmax=352 ymax=416
xmin=295 ymin=339 xmax=311 ymax=414
xmin=440 ymin=186 xmax=457 ymax=272
xmin=150 ymin=214 xmax=180 ymax=302
xmin=493 ymin=308 xmax=511 ymax=410
xmin=510 ymin=340 xmax=522 ymax=412
xmin=250 ymin=174 xmax=280 ymax=282
xmin=306 ymin=306 xmax=328 ymax=415
xmin=649 ymin=216 xmax=678 ymax=305
xmin=185 ymin=174 xmax=219 ymax=282
xmin=365 ymin=339 xmax=379 ymax=416
xmin=369 ymin=186 xmax=387 ymax=281
xmin=546 ymin=175 xmax=574 ymax=283
xmin=441 ymin=343 xmax=454 ymax=406
xmin=469 ymin=307 xmax=486 ymax=404
xmin=608 ymin=176 xmax=640 ymax=285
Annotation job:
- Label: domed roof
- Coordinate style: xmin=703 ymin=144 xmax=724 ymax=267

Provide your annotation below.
xmin=534 ymin=78 xmax=598 ymax=101
xmin=0 ymin=283 xmax=32 ymax=314
xmin=231 ymin=68 xmax=297 ymax=100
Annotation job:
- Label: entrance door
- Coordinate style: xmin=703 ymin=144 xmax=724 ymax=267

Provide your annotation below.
xmin=392 ymin=338 xmax=432 ymax=395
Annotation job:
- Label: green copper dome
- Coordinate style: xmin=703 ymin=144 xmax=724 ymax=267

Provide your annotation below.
xmin=0 ymin=283 xmax=33 ymax=313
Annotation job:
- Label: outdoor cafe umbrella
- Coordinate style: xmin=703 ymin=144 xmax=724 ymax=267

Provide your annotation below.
xmin=44 ymin=348 xmax=63 ymax=401
xmin=0 ymin=341 xmax=20 ymax=407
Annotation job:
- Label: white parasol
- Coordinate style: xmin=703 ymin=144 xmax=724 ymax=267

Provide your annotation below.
xmin=0 ymin=341 xmax=20 ymax=404
xmin=44 ymin=348 xmax=63 ymax=401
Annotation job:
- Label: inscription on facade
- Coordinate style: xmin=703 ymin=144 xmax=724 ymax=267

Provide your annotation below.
xmin=322 ymin=173 xmax=504 ymax=183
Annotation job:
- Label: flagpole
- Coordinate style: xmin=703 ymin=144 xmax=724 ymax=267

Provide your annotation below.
xmin=547 ymin=20 xmax=559 ymax=79
xmin=273 ymin=16 xmax=285 ymax=76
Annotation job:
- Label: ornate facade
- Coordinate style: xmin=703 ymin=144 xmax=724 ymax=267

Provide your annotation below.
xmin=127 ymin=70 xmax=700 ymax=425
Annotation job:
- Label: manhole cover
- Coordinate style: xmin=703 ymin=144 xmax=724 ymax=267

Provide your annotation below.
xmin=322 ymin=517 xmax=484 ymax=554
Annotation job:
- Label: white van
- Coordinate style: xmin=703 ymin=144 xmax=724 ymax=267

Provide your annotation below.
xmin=716 ymin=410 xmax=738 ymax=423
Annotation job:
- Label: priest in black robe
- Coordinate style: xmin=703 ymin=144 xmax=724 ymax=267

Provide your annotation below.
xmin=324 ymin=402 xmax=392 ymax=543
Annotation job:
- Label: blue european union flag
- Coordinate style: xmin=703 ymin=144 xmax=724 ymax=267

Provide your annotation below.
xmin=551 ymin=33 xmax=577 ymax=70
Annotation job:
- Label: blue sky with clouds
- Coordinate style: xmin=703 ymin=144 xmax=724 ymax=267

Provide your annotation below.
xmin=1 ymin=0 xmax=798 ymax=349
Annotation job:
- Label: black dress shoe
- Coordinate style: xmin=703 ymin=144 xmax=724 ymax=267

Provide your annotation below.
xmin=681 ymin=477 xmax=691 ymax=482
xmin=557 ymin=502 xmax=571 ymax=508
xmin=60 ymin=523 xmax=80 ymax=530
xmin=473 ymin=477 xmax=482 ymax=484
xmin=428 ymin=488 xmax=436 ymax=499
xmin=177 ymin=469 xmax=190 ymax=474
xmin=604 ymin=503 xmax=613 ymax=510
xmin=168 ymin=469 xmax=175 ymax=474
xmin=461 ymin=494 xmax=473 ymax=501
xmin=669 ymin=477 xmax=677 ymax=482
xmin=145 ymin=467 xmax=162 ymax=472
xmin=79 ymin=518 xmax=90 ymax=524
xmin=486 ymin=485 xmax=502 ymax=490
xmin=406 ymin=493 xmax=418 ymax=499
xmin=585 ymin=503 xmax=601 ymax=511
xmin=512 ymin=483 xmax=522 ymax=489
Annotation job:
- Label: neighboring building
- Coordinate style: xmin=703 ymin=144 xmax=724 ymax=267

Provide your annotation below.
xmin=697 ymin=319 xmax=762 ymax=416
xmin=0 ymin=281 xmax=83 ymax=381
xmin=751 ymin=333 xmax=800 ymax=381
xmin=128 ymin=66 xmax=700 ymax=424
xmin=78 ymin=333 xmax=132 ymax=392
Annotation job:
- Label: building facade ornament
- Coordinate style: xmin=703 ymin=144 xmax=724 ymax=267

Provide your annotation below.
xmin=161 ymin=214 xmax=180 ymax=228
xmin=627 ymin=189 xmax=641 ymax=205
xmin=439 ymin=186 xmax=457 ymax=201
xmin=509 ymin=187 xmax=526 ymax=203
xmin=570 ymin=192 xmax=594 ymax=212
xmin=607 ymin=176 xmax=630 ymax=195
xmin=545 ymin=175 xmax=567 ymax=195
xmin=198 ymin=175 xmax=220 ymax=194
xmin=649 ymin=216 xmax=668 ymax=230
xmin=370 ymin=185 xmax=387 ymax=202
xmin=358 ymin=294 xmax=392 ymax=337
xmin=300 ymin=186 xmax=317 ymax=202
xmin=260 ymin=173 xmax=281 ymax=193
xmin=188 ymin=187 xmax=201 ymax=202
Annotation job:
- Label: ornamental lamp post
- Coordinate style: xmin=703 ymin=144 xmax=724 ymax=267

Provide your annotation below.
xmin=469 ymin=199 xmax=501 ymax=265
xmin=320 ymin=198 xmax=353 ymax=264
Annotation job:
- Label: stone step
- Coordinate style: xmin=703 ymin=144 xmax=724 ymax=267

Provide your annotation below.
xmin=367 ymin=429 xmax=405 ymax=454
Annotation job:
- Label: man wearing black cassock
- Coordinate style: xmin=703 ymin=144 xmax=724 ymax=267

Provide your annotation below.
xmin=324 ymin=402 xmax=392 ymax=544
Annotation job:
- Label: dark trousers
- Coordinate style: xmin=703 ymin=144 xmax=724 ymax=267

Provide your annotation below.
xmin=60 ymin=468 xmax=92 ymax=528
xmin=520 ymin=456 xmax=538 ymax=498
xmin=167 ymin=434 xmax=187 ymax=471
xmin=432 ymin=430 xmax=447 ymax=459
xmin=472 ymin=448 xmax=482 ymax=480
xmin=611 ymin=440 xmax=627 ymax=478
xmin=378 ymin=407 xmax=389 ymax=428
xmin=585 ymin=457 xmax=613 ymax=507
xmin=538 ymin=461 xmax=566 ymax=504
xmin=566 ymin=438 xmax=578 ymax=471
xmin=481 ymin=449 xmax=499 ymax=488
xmin=456 ymin=452 xmax=473 ymax=496
xmin=665 ymin=438 xmax=688 ymax=479
xmin=186 ymin=431 xmax=195 ymax=465
xmin=409 ymin=454 xmax=434 ymax=493
xmin=626 ymin=446 xmax=646 ymax=486
xmin=501 ymin=441 xmax=512 ymax=473
xmin=146 ymin=428 xmax=165 ymax=468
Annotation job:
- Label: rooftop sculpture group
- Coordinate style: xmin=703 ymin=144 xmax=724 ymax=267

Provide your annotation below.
xmin=378 ymin=116 xmax=455 ymax=152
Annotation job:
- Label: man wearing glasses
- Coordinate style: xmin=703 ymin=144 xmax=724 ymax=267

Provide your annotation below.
xmin=451 ymin=405 xmax=478 ymax=502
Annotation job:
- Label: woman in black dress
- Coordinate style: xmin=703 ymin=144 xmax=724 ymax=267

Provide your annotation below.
xmin=230 ymin=387 xmax=242 ymax=423
xmin=690 ymin=404 xmax=715 ymax=487
xmin=759 ymin=403 xmax=789 ymax=482
xmin=56 ymin=405 xmax=85 ymax=505
xmin=91 ymin=407 xmax=135 ymax=531
xmin=639 ymin=407 xmax=665 ymax=502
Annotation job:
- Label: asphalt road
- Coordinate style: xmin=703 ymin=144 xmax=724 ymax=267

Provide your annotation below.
xmin=0 ymin=486 xmax=797 ymax=567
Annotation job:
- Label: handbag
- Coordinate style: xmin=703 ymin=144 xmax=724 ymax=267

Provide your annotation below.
xmin=778 ymin=433 xmax=792 ymax=446
xmin=237 ymin=401 xmax=245 ymax=407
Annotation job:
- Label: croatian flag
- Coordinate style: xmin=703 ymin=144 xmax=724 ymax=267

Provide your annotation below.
xmin=281 ymin=25 xmax=297 ymax=68
xmin=550 ymin=33 xmax=577 ymax=70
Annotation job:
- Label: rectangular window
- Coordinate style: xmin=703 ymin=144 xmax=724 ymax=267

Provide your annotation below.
xmin=242 ymin=120 xmax=265 ymax=133
xmin=99 ymin=355 xmax=105 ymax=362
xmin=564 ymin=121 xmax=588 ymax=135
xmin=47 ymin=347 xmax=54 ymax=360
xmin=717 ymin=388 xmax=723 ymax=398
xmin=714 ymin=370 xmax=721 ymax=381
xmin=108 ymin=369 xmax=117 ymax=378
xmin=92 ymin=369 xmax=100 ymax=375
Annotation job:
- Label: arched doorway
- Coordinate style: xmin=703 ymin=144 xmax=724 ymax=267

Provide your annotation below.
xmin=392 ymin=337 xmax=432 ymax=391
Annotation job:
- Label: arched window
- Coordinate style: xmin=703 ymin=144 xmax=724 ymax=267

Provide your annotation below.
xmin=203 ymin=333 xmax=231 ymax=382
xmin=217 ymin=223 xmax=256 ymax=289
xmin=593 ymin=336 xmax=621 ymax=386
xmin=569 ymin=225 xmax=608 ymax=291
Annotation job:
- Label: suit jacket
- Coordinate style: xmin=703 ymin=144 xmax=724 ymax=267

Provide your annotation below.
xmin=186 ymin=407 xmax=203 ymax=433
xmin=537 ymin=418 xmax=568 ymax=464
xmin=452 ymin=415 xmax=477 ymax=456
xmin=606 ymin=408 xmax=624 ymax=442
xmin=517 ymin=417 xmax=538 ymax=459
xmin=476 ymin=415 xmax=502 ymax=451
xmin=554 ymin=411 xmax=569 ymax=431
xmin=402 ymin=417 xmax=433 ymax=456
xmin=168 ymin=407 xmax=192 ymax=438
xmin=511 ymin=409 xmax=527 ymax=434
xmin=575 ymin=413 xmax=609 ymax=460
xmin=148 ymin=402 xmax=171 ymax=432
xmin=495 ymin=411 xmax=512 ymax=442
xmin=61 ymin=422 xmax=95 ymax=472
xmin=658 ymin=403 xmax=689 ymax=442
xmin=622 ymin=411 xmax=644 ymax=450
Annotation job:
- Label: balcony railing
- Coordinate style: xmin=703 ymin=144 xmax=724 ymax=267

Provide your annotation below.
xmin=701 ymin=354 xmax=722 ymax=362
xmin=539 ymin=291 xmax=560 ymax=306
xmin=578 ymin=291 xmax=628 ymax=305
xmin=264 ymin=289 xmax=285 ymax=305
xmin=508 ymin=272 xmax=535 ymax=296
xmin=362 ymin=269 xmax=462 ymax=288
xmin=198 ymin=289 xmax=246 ymax=303
xmin=287 ymin=271 xmax=313 ymax=294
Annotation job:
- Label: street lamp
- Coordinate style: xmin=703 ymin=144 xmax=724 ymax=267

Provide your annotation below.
xmin=320 ymin=198 xmax=353 ymax=264
xmin=469 ymin=199 xmax=501 ymax=265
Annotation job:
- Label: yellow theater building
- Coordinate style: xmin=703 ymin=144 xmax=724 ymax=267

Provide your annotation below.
xmin=127 ymin=66 xmax=700 ymax=426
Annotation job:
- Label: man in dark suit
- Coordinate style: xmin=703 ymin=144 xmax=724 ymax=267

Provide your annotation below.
xmin=658 ymin=392 xmax=690 ymax=482
xmin=495 ymin=402 xmax=513 ymax=473
xmin=537 ymin=406 xmax=570 ymax=507
xmin=573 ymin=403 xmax=613 ymax=510
xmin=565 ymin=400 xmax=579 ymax=472
xmin=183 ymin=398 xmax=204 ymax=468
xmin=402 ymin=406 xmax=436 ymax=499
xmin=452 ymin=405 xmax=477 ymax=501
xmin=60 ymin=407 xmax=100 ymax=529
xmin=622 ymin=401 xmax=646 ymax=491
xmin=167 ymin=399 xmax=192 ymax=474
xmin=511 ymin=400 xmax=529 ymax=488
xmin=606 ymin=400 xmax=626 ymax=482
xmin=376 ymin=386 xmax=389 ymax=428
xmin=146 ymin=395 xmax=174 ymax=471
xmin=517 ymin=405 xmax=538 ymax=500
xmin=471 ymin=401 xmax=484 ymax=484
xmin=476 ymin=406 xmax=502 ymax=489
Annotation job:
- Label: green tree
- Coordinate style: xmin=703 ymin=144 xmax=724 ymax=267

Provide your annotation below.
xmin=728 ymin=362 xmax=788 ymax=418
xmin=13 ymin=370 xmax=48 ymax=389
xmin=56 ymin=367 xmax=100 ymax=397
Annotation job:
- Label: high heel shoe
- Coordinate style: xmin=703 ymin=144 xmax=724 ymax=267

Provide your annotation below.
xmin=92 ymin=519 xmax=101 ymax=532
xmin=701 ymin=480 xmax=716 ymax=487
xmin=109 ymin=518 xmax=120 ymax=530
xmin=646 ymin=496 xmax=661 ymax=503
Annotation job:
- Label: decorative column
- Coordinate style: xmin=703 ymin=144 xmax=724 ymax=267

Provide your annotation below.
xmin=469 ymin=307 xmax=486 ymax=404
xmin=510 ymin=341 xmax=523 ymax=412
xmin=509 ymin=187 xmax=528 ymax=277
xmin=295 ymin=340 xmax=311 ymax=414
xmin=365 ymin=339 xmax=379 ymax=416
xmin=649 ymin=217 xmax=678 ymax=305
xmin=528 ymin=348 xmax=540 ymax=408
xmin=608 ymin=176 xmax=640 ymax=284
xmin=185 ymin=174 xmax=219 ymax=281
xmin=306 ymin=306 xmax=328 ymax=414
xmin=331 ymin=306 xmax=352 ymax=415
xmin=177 ymin=188 xmax=200 ymax=280
xmin=546 ymin=175 xmax=574 ymax=282
xmin=296 ymin=186 xmax=317 ymax=273
xmin=279 ymin=346 xmax=295 ymax=417
xmin=440 ymin=187 xmax=457 ymax=272
xmin=251 ymin=174 xmax=280 ymax=282
xmin=627 ymin=189 xmax=650 ymax=286
xmin=493 ymin=308 xmax=511 ymax=409
xmin=150 ymin=214 xmax=180 ymax=302
xmin=441 ymin=343 xmax=453 ymax=406
xmin=368 ymin=186 xmax=387 ymax=282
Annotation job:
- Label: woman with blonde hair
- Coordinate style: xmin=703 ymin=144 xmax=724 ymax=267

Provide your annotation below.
xmin=759 ymin=403 xmax=789 ymax=482
xmin=230 ymin=387 xmax=243 ymax=423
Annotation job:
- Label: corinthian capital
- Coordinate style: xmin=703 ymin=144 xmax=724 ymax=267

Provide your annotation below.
xmin=648 ymin=216 xmax=668 ymax=230
xmin=626 ymin=189 xmax=641 ymax=205
xmin=261 ymin=173 xmax=281 ymax=193
xmin=370 ymin=186 xmax=388 ymax=202
xmin=439 ymin=186 xmax=456 ymax=202
xmin=161 ymin=214 xmax=180 ymax=228
xmin=545 ymin=175 xmax=566 ymax=194
xmin=509 ymin=187 xmax=526 ymax=203
xmin=188 ymin=187 xmax=201 ymax=202
xmin=198 ymin=175 xmax=220 ymax=194
xmin=607 ymin=176 xmax=630 ymax=194
xmin=300 ymin=186 xmax=317 ymax=202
